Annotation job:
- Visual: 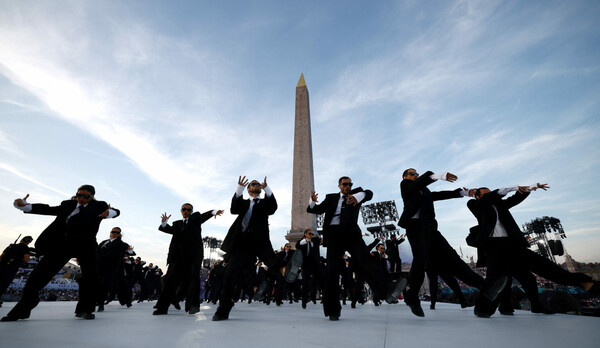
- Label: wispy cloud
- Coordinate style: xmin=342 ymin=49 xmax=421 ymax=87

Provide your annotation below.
xmin=0 ymin=161 xmax=69 ymax=197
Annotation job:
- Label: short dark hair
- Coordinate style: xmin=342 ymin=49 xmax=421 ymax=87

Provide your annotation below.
xmin=402 ymin=168 xmax=415 ymax=178
xmin=21 ymin=236 xmax=33 ymax=243
xmin=78 ymin=184 xmax=95 ymax=195
xmin=182 ymin=203 xmax=193 ymax=210
xmin=475 ymin=187 xmax=490 ymax=198
xmin=111 ymin=227 xmax=122 ymax=233
xmin=338 ymin=176 xmax=351 ymax=184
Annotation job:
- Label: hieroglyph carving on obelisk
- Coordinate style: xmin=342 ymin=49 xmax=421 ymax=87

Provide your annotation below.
xmin=286 ymin=74 xmax=317 ymax=244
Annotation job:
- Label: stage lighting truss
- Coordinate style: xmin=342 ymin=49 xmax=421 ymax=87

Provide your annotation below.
xmin=523 ymin=216 xmax=567 ymax=264
xmin=360 ymin=200 xmax=400 ymax=238
xmin=316 ymin=213 xmax=325 ymax=231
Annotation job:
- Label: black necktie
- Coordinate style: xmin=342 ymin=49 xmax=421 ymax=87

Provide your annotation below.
xmin=342 ymin=195 xmax=348 ymax=209
xmin=242 ymin=198 xmax=259 ymax=232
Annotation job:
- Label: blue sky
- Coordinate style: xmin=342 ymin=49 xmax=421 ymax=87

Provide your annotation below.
xmin=0 ymin=0 xmax=599 ymax=270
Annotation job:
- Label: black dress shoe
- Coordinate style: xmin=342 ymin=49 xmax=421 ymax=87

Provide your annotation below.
xmin=1 ymin=315 xmax=21 ymax=322
xmin=284 ymin=251 xmax=304 ymax=283
xmin=430 ymin=303 xmax=436 ymax=310
xmin=329 ymin=315 xmax=339 ymax=321
xmin=152 ymin=309 xmax=168 ymax=315
xmin=188 ymin=306 xmax=200 ymax=315
xmin=301 ymin=301 xmax=307 ymax=309
xmin=97 ymin=305 xmax=104 ymax=312
xmin=474 ymin=309 xmax=491 ymax=318
xmin=212 ymin=313 xmax=228 ymax=321
xmin=81 ymin=313 xmax=95 ymax=320
xmin=351 ymin=301 xmax=356 ymax=309
xmin=499 ymin=308 xmax=514 ymax=316
xmin=385 ymin=277 xmax=408 ymax=304
xmin=126 ymin=303 xmax=132 ymax=308
xmin=408 ymin=302 xmax=425 ymax=317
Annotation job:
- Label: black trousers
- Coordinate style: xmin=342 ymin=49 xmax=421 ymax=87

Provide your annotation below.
xmin=156 ymin=257 xmax=200 ymax=311
xmin=323 ymin=226 xmax=389 ymax=317
xmin=300 ymin=256 xmax=325 ymax=304
xmin=429 ymin=230 xmax=484 ymax=289
xmin=476 ymin=239 xmax=539 ymax=315
xmin=216 ymin=236 xmax=282 ymax=317
xmin=9 ymin=239 xmax=97 ymax=317
xmin=404 ymin=219 xmax=434 ymax=304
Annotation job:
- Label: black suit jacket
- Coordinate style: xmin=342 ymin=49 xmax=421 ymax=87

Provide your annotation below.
xmin=277 ymin=249 xmax=295 ymax=264
xmin=29 ymin=198 xmax=120 ymax=255
xmin=398 ymin=171 xmax=462 ymax=228
xmin=295 ymin=236 xmax=321 ymax=261
xmin=385 ymin=238 xmax=404 ymax=260
xmin=467 ymin=189 xmax=530 ymax=249
xmin=221 ymin=192 xmax=277 ymax=253
xmin=306 ymin=187 xmax=372 ymax=246
xmin=159 ymin=210 xmax=214 ymax=264
xmin=97 ymin=237 xmax=129 ymax=277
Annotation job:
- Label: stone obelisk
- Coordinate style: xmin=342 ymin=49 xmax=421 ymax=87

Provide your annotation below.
xmin=286 ymin=73 xmax=317 ymax=244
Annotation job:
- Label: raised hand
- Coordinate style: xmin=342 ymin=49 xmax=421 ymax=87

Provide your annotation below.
xmin=536 ymin=183 xmax=549 ymax=191
xmin=347 ymin=195 xmax=358 ymax=206
xmin=214 ymin=210 xmax=224 ymax=218
xmin=238 ymin=176 xmax=249 ymax=187
xmin=14 ymin=194 xmax=30 ymax=207
xmin=98 ymin=204 xmax=112 ymax=218
xmin=161 ymin=212 xmax=171 ymax=223
xmin=446 ymin=173 xmax=458 ymax=182
xmin=311 ymin=191 xmax=319 ymax=202
xmin=465 ymin=187 xmax=477 ymax=197
xmin=261 ymin=176 xmax=267 ymax=188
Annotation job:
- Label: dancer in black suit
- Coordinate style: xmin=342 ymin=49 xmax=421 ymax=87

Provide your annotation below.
xmin=153 ymin=203 xmax=223 ymax=315
xmin=385 ymin=234 xmax=405 ymax=273
xmin=0 ymin=236 xmax=33 ymax=307
xmin=2 ymin=185 xmax=119 ymax=321
xmin=307 ymin=176 xmax=405 ymax=321
xmin=398 ymin=169 xmax=473 ymax=317
xmin=96 ymin=227 xmax=132 ymax=311
xmin=468 ymin=183 xmax=599 ymax=317
xmin=212 ymin=176 xmax=284 ymax=321
xmin=296 ymin=229 xmax=325 ymax=309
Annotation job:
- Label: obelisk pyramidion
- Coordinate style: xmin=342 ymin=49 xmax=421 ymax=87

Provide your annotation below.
xmin=286 ymin=73 xmax=317 ymax=244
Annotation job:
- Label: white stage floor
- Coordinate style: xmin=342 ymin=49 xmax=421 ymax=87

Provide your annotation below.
xmin=0 ymin=300 xmax=596 ymax=348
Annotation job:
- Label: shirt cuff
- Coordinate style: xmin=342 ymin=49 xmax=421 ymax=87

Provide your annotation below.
xmin=430 ymin=172 xmax=447 ymax=181
xmin=353 ymin=191 xmax=366 ymax=203
xmin=497 ymin=186 xmax=519 ymax=196
xmin=309 ymin=198 xmax=316 ymax=208
xmin=263 ymin=185 xmax=273 ymax=197
xmin=160 ymin=219 xmax=169 ymax=228
xmin=235 ymin=185 xmax=245 ymax=197
xmin=106 ymin=209 xmax=118 ymax=219
xmin=14 ymin=203 xmax=32 ymax=212
xmin=459 ymin=189 xmax=469 ymax=197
